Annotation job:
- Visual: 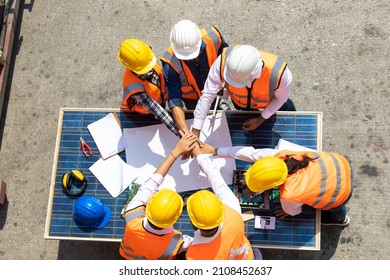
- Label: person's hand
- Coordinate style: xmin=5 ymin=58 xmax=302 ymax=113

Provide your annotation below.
xmin=242 ymin=115 xmax=265 ymax=131
xmin=191 ymin=128 xmax=201 ymax=139
xmin=192 ymin=143 xmax=216 ymax=157
xmin=171 ymin=130 xmax=197 ymax=158
xmin=181 ymin=129 xmax=204 ymax=160
xmin=274 ymin=206 xmax=290 ymax=219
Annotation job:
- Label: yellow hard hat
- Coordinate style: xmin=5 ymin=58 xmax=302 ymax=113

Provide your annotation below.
xmin=186 ymin=190 xmax=224 ymax=230
xmin=118 ymin=39 xmax=156 ymax=74
xmin=145 ymin=189 xmax=183 ymax=228
xmin=245 ymin=157 xmax=288 ymax=193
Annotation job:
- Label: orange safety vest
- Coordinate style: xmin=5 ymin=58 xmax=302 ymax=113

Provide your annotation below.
xmin=276 ymin=151 xmax=352 ymax=210
xmin=186 ymin=205 xmax=254 ymax=260
xmin=120 ymin=64 xmax=168 ymax=114
xmin=160 ymin=26 xmax=224 ymax=100
xmin=119 ymin=206 xmax=184 ymax=260
xmin=220 ymin=45 xmax=287 ymax=109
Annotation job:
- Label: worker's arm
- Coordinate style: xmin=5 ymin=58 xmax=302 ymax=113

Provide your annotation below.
xmin=261 ymin=66 xmax=292 ymax=120
xmin=194 ymin=152 xmax=241 ymax=214
xmin=131 ymin=92 xmax=180 ymax=136
xmin=171 ymin=106 xmax=190 ymax=134
xmin=192 ymin=55 xmax=224 ymax=138
xmin=197 ymin=143 xmax=278 ymax=163
xmin=125 ymin=173 xmax=163 ymax=212
xmin=125 ymin=131 xmax=197 ymax=212
xmin=178 ymin=235 xmax=194 ymax=254
xmin=155 ymin=130 xmax=197 ymax=176
xmin=277 ymin=199 xmax=303 ymax=217
xmin=161 ymin=62 xmax=191 ymax=134
xmin=242 ymin=66 xmax=292 ymax=131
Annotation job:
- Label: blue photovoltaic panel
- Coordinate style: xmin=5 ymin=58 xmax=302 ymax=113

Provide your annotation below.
xmin=46 ymin=109 xmax=321 ymax=249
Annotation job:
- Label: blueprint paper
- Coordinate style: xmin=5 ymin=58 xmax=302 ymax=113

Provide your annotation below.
xmin=123 ymin=112 xmax=236 ymax=192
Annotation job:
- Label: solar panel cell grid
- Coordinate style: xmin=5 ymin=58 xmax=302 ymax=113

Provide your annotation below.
xmin=45 ymin=109 xmax=321 ymax=250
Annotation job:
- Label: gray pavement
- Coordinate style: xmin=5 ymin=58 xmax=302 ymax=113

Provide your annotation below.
xmin=0 ymin=0 xmax=389 ymax=260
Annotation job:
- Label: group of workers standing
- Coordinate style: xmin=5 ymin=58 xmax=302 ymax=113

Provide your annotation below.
xmin=117 ymin=19 xmax=353 ymax=260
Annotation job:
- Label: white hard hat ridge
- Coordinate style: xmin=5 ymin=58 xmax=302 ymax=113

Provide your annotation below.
xmin=225 ymin=45 xmax=262 ymax=88
xmin=170 ymin=19 xmax=202 ymax=60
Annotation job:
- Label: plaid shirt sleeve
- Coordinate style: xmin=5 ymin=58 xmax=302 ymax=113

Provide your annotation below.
xmin=132 ymin=92 xmax=180 ymax=137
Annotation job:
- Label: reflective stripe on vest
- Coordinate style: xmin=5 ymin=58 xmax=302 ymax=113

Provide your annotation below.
xmin=268 ymin=56 xmax=285 ymax=97
xmin=202 ymin=26 xmax=220 ymax=66
xmin=121 ymin=67 xmax=167 ymax=114
xmin=311 ymin=152 xmax=342 ymax=209
xmin=121 ymin=208 xmax=183 ymax=260
xmin=123 ymin=82 xmax=145 ymax=100
xmin=161 ymin=51 xmax=193 ymax=95
xmin=119 ymin=243 xmax=147 ymax=260
xmin=221 ymin=46 xmax=286 ymax=109
xmin=120 ymin=232 xmax=182 ymax=260
xmin=277 ymin=151 xmax=350 ymax=210
xmin=124 ymin=208 xmax=145 ymax=224
xmin=158 ymin=233 xmax=182 ymax=260
xmin=229 ymin=243 xmax=249 ymax=260
xmin=161 ymin=26 xmax=222 ymax=99
xmin=186 ymin=205 xmax=254 ymax=260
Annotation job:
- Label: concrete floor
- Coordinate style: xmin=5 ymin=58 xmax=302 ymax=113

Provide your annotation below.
xmin=0 ymin=0 xmax=389 ymax=260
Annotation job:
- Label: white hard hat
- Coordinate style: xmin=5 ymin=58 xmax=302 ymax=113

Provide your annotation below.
xmin=224 ymin=45 xmax=262 ymax=88
xmin=170 ymin=19 xmax=202 ymax=60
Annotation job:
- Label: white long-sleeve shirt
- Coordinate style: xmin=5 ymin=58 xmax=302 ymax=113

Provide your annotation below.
xmin=217 ymin=146 xmax=303 ymax=216
xmin=193 ymin=55 xmax=292 ymax=131
xmin=125 ymin=173 xmax=193 ymax=252
xmin=191 ymin=154 xmax=242 ymax=245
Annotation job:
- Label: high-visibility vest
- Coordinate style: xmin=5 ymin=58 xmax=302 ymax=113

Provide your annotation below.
xmin=119 ymin=206 xmax=183 ymax=260
xmin=160 ymin=26 xmax=224 ymax=100
xmin=120 ymin=64 xmax=168 ymax=114
xmin=186 ymin=205 xmax=254 ymax=260
xmin=220 ymin=45 xmax=287 ymax=109
xmin=276 ymin=151 xmax=352 ymax=210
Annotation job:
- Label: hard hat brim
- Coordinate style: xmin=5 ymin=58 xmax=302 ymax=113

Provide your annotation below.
xmin=93 ymin=204 xmax=111 ymax=229
xmin=224 ymin=67 xmax=249 ymax=88
xmin=172 ymin=46 xmax=201 ymax=60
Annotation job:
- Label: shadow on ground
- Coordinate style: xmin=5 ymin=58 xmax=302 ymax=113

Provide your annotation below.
xmin=58 ymin=240 xmax=122 ymax=260
xmin=57 ymin=226 xmax=343 ymax=260
xmin=0 ymin=198 xmax=8 ymax=230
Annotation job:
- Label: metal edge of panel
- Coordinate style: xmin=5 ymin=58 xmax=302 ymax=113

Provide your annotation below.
xmin=44 ymin=235 xmax=121 ymax=243
xmin=315 ymin=209 xmax=321 ymax=250
xmin=253 ymin=244 xmax=320 ymax=251
xmin=316 ymin=111 xmax=323 ymax=250
xmin=45 ymin=109 xmax=324 ymax=247
xmin=44 ymin=108 xmax=65 ymax=239
xmin=61 ymin=107 xmax=120 ymax=112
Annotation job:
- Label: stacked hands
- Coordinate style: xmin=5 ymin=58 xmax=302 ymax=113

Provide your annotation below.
xmin=174 ymin=130 xmax=291 ymax=219
xmin=173 ymin=130 xmax=217 ymax=160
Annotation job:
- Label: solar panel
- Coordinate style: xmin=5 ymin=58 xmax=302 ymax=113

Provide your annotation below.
xmin=45 ymin=108 xmax=322 ymax=250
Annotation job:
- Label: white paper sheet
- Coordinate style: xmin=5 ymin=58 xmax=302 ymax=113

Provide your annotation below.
xmin=255 ymin=216 xmax=276 ymax=230
xmin=87 ymin=113 xmax=127 ymax=160
xmin=123 ymin=112 xmax=236 ymax=192
xmin=275 ymin=139 xmax=314 ymax=151
xmin=89 ymin=155 xmax=137 ymax=198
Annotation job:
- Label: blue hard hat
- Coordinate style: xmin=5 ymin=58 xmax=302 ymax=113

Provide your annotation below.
xmin=73 ymin=196 xmax=111 ymax=229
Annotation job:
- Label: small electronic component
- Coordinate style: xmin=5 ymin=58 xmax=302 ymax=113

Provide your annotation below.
xmin=121 ymin=182 xmax=142 ymax=217
xmin=233 ymin=170 xmax=276 ymax=212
